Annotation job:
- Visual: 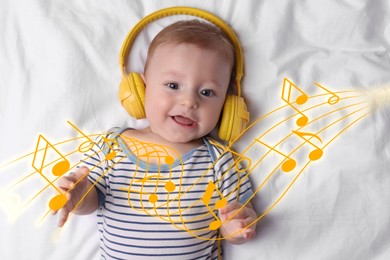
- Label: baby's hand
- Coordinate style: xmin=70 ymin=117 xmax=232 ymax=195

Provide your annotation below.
xmin=219 ymin=201 xmax=257 ymax=244
xmin=51 ymin=166 xmax=91 ymax=227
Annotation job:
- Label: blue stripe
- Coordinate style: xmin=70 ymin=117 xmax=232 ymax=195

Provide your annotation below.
xmin=111 ymin=166 xmax=214 ymax=174
xmin=102 ymin=230 xmax=212 ymax=249
xmin=98 ymin=222 xmax=214 ymax=241
xmin=100 ymin=212 xmax=216 ymax=226
xmin=101 ymin=235 xmax=216 ymax=257
xmin=101 ymin=200 xmax=219 ymax=217
xmin=100 ymin=220 xmax=211 ymax=235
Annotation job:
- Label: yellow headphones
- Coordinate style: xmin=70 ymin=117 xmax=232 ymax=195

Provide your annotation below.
xmin=118 ymin=6 xmax=249 ymax=143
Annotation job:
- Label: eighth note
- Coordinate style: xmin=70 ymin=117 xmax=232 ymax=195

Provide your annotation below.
xmin=314 ymin=82 xmax=340 ymax=105
xmin=67 ymin=120 xmax=94 ymax=153
xmin=255 ymin=138 xmax=296 ymax=172
xmin=282 ymin=78 xmax=309 ymax=126
xmin=32 ymin=134 xmax=70 ymax=210
xmin=201 ymin=181 xmax=227 ymax=230
xmin=292 ymin=130 xmax=323 ymax=161
xmin=102 ymin=136 xmax=119 ymax=160
xmin=120 ymin=174 xmax=176 ymax=204
xmin=136 ymin=175 xmax=176 ymax=193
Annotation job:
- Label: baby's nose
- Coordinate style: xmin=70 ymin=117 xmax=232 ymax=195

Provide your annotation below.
xmin=180 ymin=93 xmax=199 ymax=109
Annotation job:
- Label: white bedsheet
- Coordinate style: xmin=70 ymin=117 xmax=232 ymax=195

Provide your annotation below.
xmin=1 ymin=0 xmax=389 ymax=259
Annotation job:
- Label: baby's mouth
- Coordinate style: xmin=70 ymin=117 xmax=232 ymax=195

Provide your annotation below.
xmin=172 ymin=116 xmax=196 ymax=127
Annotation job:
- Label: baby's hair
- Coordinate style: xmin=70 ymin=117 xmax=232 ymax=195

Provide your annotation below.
xmin=144 ymin=19 xmax=236 ymax=90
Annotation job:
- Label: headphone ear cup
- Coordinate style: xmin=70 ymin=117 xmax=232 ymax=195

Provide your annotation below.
xmin=119 ymin=72 xmax=146 ymax=119
xmin=218 ymin=95 xmax=250 ymax=142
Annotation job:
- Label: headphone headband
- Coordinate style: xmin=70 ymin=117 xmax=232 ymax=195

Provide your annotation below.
xmin=119 ymin=6 xmax=244 ymax=96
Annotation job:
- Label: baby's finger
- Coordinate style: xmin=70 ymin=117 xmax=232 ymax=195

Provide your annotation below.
xmin=232 ymin=218 xmax=256 ymax=240
xmin=220 ymin=205 xmax=250 ymax=221
xmin=58 ymin=207 xmax=71 ymax=227
xmin=57 ymin=167 xmax=89 ymax=188
xmin=57 ymin=176 xmax=75 ymax=191
xmin=53 ymin=191 xmax=73 ymax=218
xmin=218 ymin=201 xmax=242 ymax=215
xmin=243 ymin=219 xmax=257 ymax=239
xmin=243 ymin=228 xmax=256 ymax=240
xmin=241 ymin=216 xmax=257 ymax=232
xmin=220 ymin=209 xmax=246 ymax=222
xmin=71 ymin=166 xmax=90 ymax=181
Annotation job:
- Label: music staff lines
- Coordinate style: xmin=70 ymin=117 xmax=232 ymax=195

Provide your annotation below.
xmin=224 ymin=108 xmax=369 ymax=235
xmin=0 ymin=79 xmax=376 ymax=241
xmin=0 ymin=127 xmax=123 ymax=219
xmin=237 ymin=111 xmax=370 ymax=241
xmin=216 ymin=95 xmax=368 ymax=201
xmin=162 ymin=94 xmax=370 ymax=235
xmin=229 ymin=89 xmax=365 ymax=144
xmin=224 ymin=103 xmax=369 ymax=203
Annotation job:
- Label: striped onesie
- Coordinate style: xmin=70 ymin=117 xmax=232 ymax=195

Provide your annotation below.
xmin=83 ymin=128 xmax=253 ymax=259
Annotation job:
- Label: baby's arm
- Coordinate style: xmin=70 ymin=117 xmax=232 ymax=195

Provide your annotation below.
xmin=219 ymin=201 xmax=257 ymax=245
xmin=52 ymin=166 xmax=99 ymax=227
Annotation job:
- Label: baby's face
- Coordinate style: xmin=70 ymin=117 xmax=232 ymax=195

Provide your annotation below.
xmin=143 ymin=43 xmax=231 ymax=143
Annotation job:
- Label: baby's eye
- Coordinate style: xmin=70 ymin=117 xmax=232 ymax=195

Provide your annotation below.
xmin=200 ymin=89 xmax=214 ymax=97
xmin=166 ymin=83 xmax=179 ymax=90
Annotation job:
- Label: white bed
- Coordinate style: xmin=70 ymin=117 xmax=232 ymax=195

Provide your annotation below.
xmin=1 ymin=0 xmax=390 ymax=259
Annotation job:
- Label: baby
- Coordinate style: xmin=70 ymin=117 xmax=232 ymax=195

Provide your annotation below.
xmin=53 ymin=19 xmax=256 ymax=259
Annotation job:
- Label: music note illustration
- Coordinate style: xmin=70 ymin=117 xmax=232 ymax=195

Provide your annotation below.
xmin=255 ymin=138 xmax=297 ymax=172
xmin=164 ymin=155 xmax=175 ymax=165
xmin=67 ymin=120 xmax=94 ymax=153
xmin=231 ymin=151 xmax=251 ymax=173
xmin=102 ymin=136 xmax=119 ymax=160
xmin=292 ymin=130 xmax=323 ymax=160
xmin=32 ymin=135 xmax=70 ymax=210
xmin=138 ymin=175 xmax=176 ymax=203
xmin=135 ymin=175 xmax=159 ymax=204
xmin=314 ymin=82 xmax=340 ymax=105
xmin=201 ymin=181 xmax=227 ymax=230
xmin=282 ymin=78 xmax=309 ymax=126
xmin=120 ymin=172 xmax=176 ymax=204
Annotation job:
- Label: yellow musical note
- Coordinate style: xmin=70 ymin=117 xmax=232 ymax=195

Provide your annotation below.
xmin=147 ymin=192 xmax=158 ymax=204
xmin=67 ymin=120 xmax=94 ymax=153
xmin=255 ymin=138 xmax=296 ymax=172
xmin=292 ymin=130 xmax=323 ymax=160
xmin=164 ymin=155 xmax=175 ymax=165
xmin=32 ymin=135 xmax=70 ymax=210
xmin=136 ymin=175 xmax=176 ymax=193
xmin=120 ymin=173 xmax=176 ymax=204
xmin=201 ymin=181 xmax=227 ymax=230
xmin=139 ymin=155 xmax=176 ymax=193
xmin=314 ymin=82 xmax=340 ymax=105
xmin=120 ymin=187 xmax=159 ymax=205
xmin=282 ymin=78 xmax=309 ymax=126
xmin=102 ymin=136 xmax=119 ymax=160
